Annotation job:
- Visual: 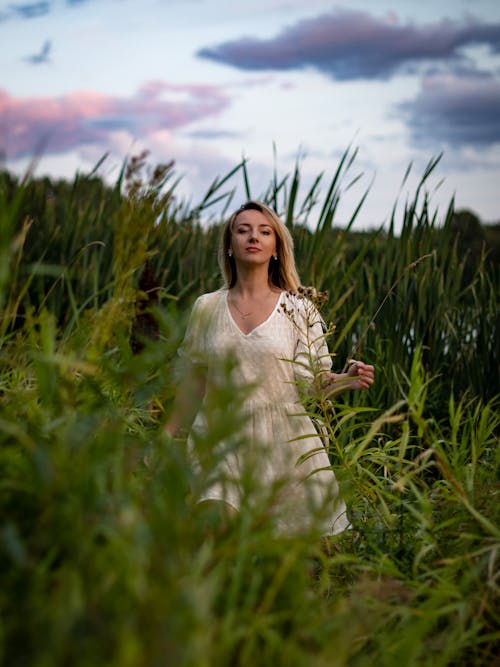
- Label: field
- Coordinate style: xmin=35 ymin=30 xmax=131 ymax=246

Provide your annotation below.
xmin=0 ymin=150 xmax=499 ymax=666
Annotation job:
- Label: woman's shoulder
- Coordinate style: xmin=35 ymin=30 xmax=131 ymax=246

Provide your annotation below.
xmin=192 ymin=288 xmax=227 ymax=312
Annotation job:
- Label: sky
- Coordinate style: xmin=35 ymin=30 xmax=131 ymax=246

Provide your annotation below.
xmin=1 ymin=0 xmax=500 ymax=229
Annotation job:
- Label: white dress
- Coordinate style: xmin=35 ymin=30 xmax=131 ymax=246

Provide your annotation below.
xmin=181 ymin=288 xmax=350 ymax=536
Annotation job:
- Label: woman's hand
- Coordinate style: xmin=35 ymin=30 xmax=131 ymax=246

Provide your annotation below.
xmin=345 ymin=360 xmax=375 ymax=391
xmin=319 ymin=360 xmax=375 ymax=397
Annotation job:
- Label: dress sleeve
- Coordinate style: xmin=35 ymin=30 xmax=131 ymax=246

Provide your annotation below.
xmin=292 ymin=296 xmax=332 ymax=385
xmin=178 ymin=295 xmax=210 ymax=365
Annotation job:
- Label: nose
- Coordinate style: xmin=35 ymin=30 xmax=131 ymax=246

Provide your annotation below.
xmin=249 ymin=230 xmax=257 ymax=242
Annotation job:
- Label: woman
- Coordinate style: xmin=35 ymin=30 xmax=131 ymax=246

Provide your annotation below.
xmin=166 ymin=201 xmax=374 ymax=536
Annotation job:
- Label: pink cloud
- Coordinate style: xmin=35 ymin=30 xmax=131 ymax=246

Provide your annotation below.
xmin=0 ymin=82 xmax=229 ymax=159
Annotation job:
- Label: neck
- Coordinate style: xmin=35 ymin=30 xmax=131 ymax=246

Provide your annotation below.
xmin=231 ymin=265 xmax=276 ymax=297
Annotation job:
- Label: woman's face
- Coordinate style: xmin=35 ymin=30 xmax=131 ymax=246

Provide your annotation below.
xmin=230 ymin=209 xmax=277 ymax=267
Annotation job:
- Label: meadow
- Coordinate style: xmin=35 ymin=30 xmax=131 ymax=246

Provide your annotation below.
xmin=0 ymin=149 xmax=499 ymax=666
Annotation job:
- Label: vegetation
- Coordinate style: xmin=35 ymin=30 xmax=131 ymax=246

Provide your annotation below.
xmin=0 ymin=149 xmax=499 ymax=666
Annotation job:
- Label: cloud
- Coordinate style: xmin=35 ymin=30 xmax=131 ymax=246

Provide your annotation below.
xmin=0 ymin=81 xmax=230 ymax=159
xmin=8 ymin=2 xmax=51 ymax=19
xmin=0 ymin=0 xmax=89 ymax=21
xmin=399 ymin=72 xmax=500 ymax=148
xmin=23 ymin=39 xmax=51 ymax=65
xmin=197 ymin=8 xmax=500 ymax=80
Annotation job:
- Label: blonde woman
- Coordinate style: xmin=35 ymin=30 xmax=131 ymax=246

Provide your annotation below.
xmin=166 ymin=201 xmax=374 ymax=535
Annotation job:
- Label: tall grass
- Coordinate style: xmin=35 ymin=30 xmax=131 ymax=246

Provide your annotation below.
xmin=0 ymin=151 xmax=499 ymax=665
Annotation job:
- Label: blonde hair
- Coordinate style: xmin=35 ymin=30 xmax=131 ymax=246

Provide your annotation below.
xmin=218 ymin=200 xmax=301 ymax=292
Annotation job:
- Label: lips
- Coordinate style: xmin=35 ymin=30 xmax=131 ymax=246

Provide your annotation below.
xmin=246 ymin=246 xmax=260 ymax=252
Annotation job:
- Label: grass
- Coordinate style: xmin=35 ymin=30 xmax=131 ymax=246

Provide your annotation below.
xmin=0 ymin=150 xmax=498 ymax=666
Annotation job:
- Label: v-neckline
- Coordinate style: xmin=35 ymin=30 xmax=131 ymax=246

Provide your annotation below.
xmin=225 ymin=290 xmax=283 ymax=337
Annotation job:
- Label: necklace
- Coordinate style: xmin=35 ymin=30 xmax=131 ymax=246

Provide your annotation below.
xmin=229 ymin=290 xmax=273 ymax=319
xmin=231 ymin=300 xmax=253 ymax=319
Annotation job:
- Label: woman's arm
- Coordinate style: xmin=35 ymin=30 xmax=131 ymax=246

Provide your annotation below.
xmin=163 ymin=364 xmax=206 ymax=437
xmin=164 ymin=294 xmax=211 ymax=437
xmin=289 ymin=294 xmax=375 ymax=400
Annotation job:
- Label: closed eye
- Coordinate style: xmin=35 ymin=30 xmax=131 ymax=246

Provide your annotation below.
xmin=235 ymin=225 xmax=273 ymax=235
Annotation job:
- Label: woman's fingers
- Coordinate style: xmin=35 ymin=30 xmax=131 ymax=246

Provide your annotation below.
xmin=348 ymin=360 xmax=375 ymax=389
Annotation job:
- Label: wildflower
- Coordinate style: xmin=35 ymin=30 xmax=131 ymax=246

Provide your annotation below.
xmin=297 ymin=285 xmax=329 ymax=309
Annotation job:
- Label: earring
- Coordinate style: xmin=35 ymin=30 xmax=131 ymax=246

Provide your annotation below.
xmin=228 ymin=249 xmax=233 ymax=257
xmin=273 ymin=254 xmax=278 ymax=261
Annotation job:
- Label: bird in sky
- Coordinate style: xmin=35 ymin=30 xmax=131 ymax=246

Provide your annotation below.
xmin=24 ymin=40 xmax=52 ymax=65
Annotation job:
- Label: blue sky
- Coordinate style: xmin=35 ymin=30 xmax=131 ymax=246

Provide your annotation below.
xmin=1 ymin=0 xmax=500 ymax=228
